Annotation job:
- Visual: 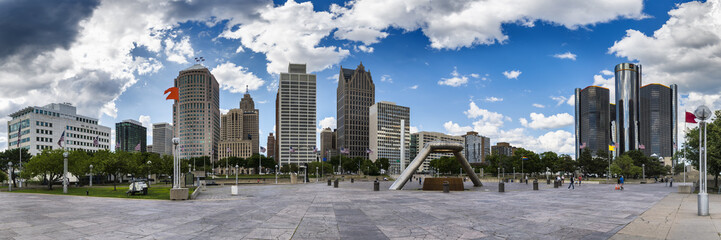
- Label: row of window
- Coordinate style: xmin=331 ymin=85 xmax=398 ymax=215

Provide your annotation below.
xmin=36 ymin=121 xmax=53 ymax=127
xmin=36 ymin=137 xmax=52 ymax=143
xmin=36 ymin=129 xmax=53 ymax=135
xmin=9 ymin=119 xmax=30 ymax=132
xmin=9 ymin=130 xmax=30 ymax=139
xmin=37 ymin=145 xmax=53 ymax=150
xmin=75 ymin=117 xmax=97 ymax=125
xmin=34 ymin=109 xmax=59 ymax=117
xmin=66 ymin=126 xmax=109 ymax=136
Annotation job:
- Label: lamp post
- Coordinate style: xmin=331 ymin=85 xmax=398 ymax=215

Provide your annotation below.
xmin=63 ymin=151 xmax=69 ymax=194
xmin=146 ymin=161 xmax=151 ymax=187
xmin=235 ymin=164 xmax=239 ymax=185
xmin=513 ymin=167 xmax=516 ymax=180
xmin=89 ymin=164 xmax=93 ymax=187
xmin=497 ymin=167 xmax=500 ymax=182
xmin=316 ymin=167 xmax=319 ymax=183
xmin=7 ymin=162 xmax=12 ymax=192
xmin=695 ymin=105 xmax=711 ymax=216
xmin=172 ymin=138 xmax=180 ymax=189
xmin=642 ymin=164 xmax=645 ymax=182
xmin=275 ymin=164 xmax=278 ymax=184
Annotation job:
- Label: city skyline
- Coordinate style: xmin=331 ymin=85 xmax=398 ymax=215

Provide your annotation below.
xmin=1 ymin=0 xmax=720 ymax=157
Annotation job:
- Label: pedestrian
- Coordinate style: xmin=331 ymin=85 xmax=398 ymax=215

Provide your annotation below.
xmin=619 ymin=175 xmax=625 ymax=190
xmin=561 ymin=175 xmax=565 ymax=184
xmin=568 ymin=176 xmax=575 ymax=190
xmin=578 ymin=175 xmax=582 ymax=185
xmin=670 ymin=177 xmax=674 ymax=187
xmin=419 ymin=177 xmax=422 ymax=185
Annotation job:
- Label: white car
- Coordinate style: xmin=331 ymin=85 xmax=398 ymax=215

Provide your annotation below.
xmin=127 ymin=180 xmax=148 ymax=195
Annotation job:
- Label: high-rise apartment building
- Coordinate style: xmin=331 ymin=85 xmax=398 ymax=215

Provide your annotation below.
xmin=277 ymin=63 xmax=317 ymax=165
xmin=369 ymin=101 xmax=410 ymax=172
xmin=267 ymin=133 xmax=275 ymax=159
xmin=7 ymin=103 xmax=111 ymax=155
xmin=320 ymin=128 xmax=337 ymax=160
xmin=492 ymin=142 xmax=516 ymax=157
xmin=410 ymin=131 xmax=464 ymax=172
xmin=173 ymin=63 xmax=220 ymax=159
xmin=639 ymin=83 xmax=677 ymax=158
xmin=463 ymin=131 xmax=490 ymax=164
xmin=337 ymin=63 xmax=375 ymax=158
xmin=614 ymin=63 xmax=641 ymax=155
xmin=575 ymin=86 xmax=611 ymax=158
xmin=152 ymin=122 xmax=173 ymax=156
xmin=116 ymin=119 xmax=146 ymax=152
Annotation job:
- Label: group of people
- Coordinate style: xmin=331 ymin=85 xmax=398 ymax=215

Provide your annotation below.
xmin=555 ymin=175 xmax=583 ymax=190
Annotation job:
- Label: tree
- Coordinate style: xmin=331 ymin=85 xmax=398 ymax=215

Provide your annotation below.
xmin=611 ymin=155 xmax=642 ymax=178
xmin=103 ymin=151 xmax=126 ymax=191
xmin=540 ymin=151 xmax=559 ymax=175
xmin=308 ymin=161 xmax=333 ymax=177
xmin=361 ymin=159 xmax=380 ymax=175
xmin=21 ymin=149 xmax=64 ymax=190
xmin=1 ymin=148 xmax=32 ymax=187
xmin=682 ymin=110 xmax=721 ymax=188
xmin=556 ymin=154 xmax=576 ymax=175
xmin=375 ymin=158 xmax=390 ymax=172
xmin=513 ymin=148 xmax=540 ymax=176
xmin=280 ymin=163 xmax=298 ymax=173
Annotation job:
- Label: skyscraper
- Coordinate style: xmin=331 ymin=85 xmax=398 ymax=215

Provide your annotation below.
xmin=116 ymin=119 xmax=146 ymax=152
xmin=320 ymin=128 xmax=337 ymax=160
xmin=337 ymin=63 xmax=375 ymax=159
xmin=240 ymin=88 xmax=259 ymax=154
xmin=639 ymin=83 xmax=677 ymax=158
xmin=369 ymin=101 xmax=410 ymax=171
xmin=614 ymin=63 xmax=641 ymax=155
xmin=463 ymin=131 xmax=490 ymax=164
xmin=277 ymin=63 xmax=317 ymax=165
xmin=7 ymin=102 xmax=111 ymax=155
xmin=152 ymin=122 xmax=173 ymax=156
xmin=267 ymin=133 xmax=275 ymax=159
xmin=219 ymin=109 xmax=253 ymax=159
xmin=575 ymin=86 xmax=611 ymax=158
xmin=173 ymin=64 xmax=220 ymax=159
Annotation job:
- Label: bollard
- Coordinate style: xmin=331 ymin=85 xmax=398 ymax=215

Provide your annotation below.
xmin=374 ymin=180 xmax=380 ymax=191
xmin=443 ymin=181 xmax=450 ymax=193
xmin=328 ymin=179 xmax=332 ymax=186
xmin=526 ymin=179 xmax=528 ymax=184
xmin=533 ymin=180 xmax=538 ymax=190
xmin=351 ymin=178 xmax=354 ymax=183
xmin=499 ymin=182 xmax=505 ymax=192
xmin=334 ymin=179 xmax=339 ymax=188
xmin=554 ymin=180 xmax=559 ymax=188
xmin=547 ymin=179 xmax=551 ymax=185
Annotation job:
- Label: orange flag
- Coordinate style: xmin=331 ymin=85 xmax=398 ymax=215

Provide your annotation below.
xmin=164 ymin=87 xmax=179 ymax=100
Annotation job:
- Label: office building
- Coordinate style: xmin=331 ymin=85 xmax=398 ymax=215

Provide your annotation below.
xmin=173 ymin=64 xmax=220 ymax=159
xmin=614 ymin=63 xmax=641 ymax=155
xmin=410 ymin=131 xmax=464 ymax=172
xmin=276 ymin=63 xmax=317 ymax=165
xmin=575 ymin=86 xmax=611 ymax=158
xmin=320 ymin=128 xmax=337 ymax=160
xmin=152 ymin=122 xmax=173 ymax=156
xmin=147 ymin=145 xmax=153 ymax=153
xmin=337 ymin=63 xmax=375 ymax=158
xmin=116 ymin=119 xmax=146 ymax=152
xmin=7 ymin=102 xmax=111 ymax=155
xmin=463 ymin=131 xmax=490 ymax=164
xmin=639 ymin=83 xmax=677 ymax=158
xmin=267 ymin=133 xmax=275 ymax=159
xmin=369 ymin=101 xmax=410 ymax=172
xmin=492 ymin=142 xmax=516 ymax=157
xmin=219 ymin=89 xmax=259 ymax=160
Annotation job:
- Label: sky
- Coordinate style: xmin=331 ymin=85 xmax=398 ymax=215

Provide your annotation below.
xmin=1 ymin=0 xmax=720 ymax=156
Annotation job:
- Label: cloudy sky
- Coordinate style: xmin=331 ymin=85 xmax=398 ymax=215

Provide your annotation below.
xmin=1 ymin=0 xmax=720 ymax=156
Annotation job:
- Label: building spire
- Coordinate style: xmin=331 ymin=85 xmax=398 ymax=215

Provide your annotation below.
xmin=246 ymin=85 xmax=249 ymax=94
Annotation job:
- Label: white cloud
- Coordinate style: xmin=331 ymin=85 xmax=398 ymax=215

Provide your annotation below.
xmin=164 ymin=36 xmax=194 ymax=64
xmin=438 ymin=67 xmax=475 ymax=87
xmin=317 ymin=116 xmax=336 ymax=132
xmin=470 ymin=73 xmax=480 ymax=78
xmin=220 ymin=108 xmax=230 ymax=115
xmin=600 ymin=69 xmax=613 ymax=76
xmin=210 ymin=62 xmax=265 ymax=93
xmin=503 ymin=70 xmax=522 ymax=79
xmin=485 ymin=97 xmax=503 ymax=102
xmin=220 ymin=0 xmax=349 ymax=74
xmin=380 ymin=74 xmax=393 ymax=83
xmin=409 ymin=85 xmax=418 ymax=90
xmin=410 ymin=126 xmax=419 ymax=134
xmin=257 ymin=100 xmax=267 ymax=104
xmin=553 ymin=51 xmax=577 ymax=60
xmin=110 ymin=129 xmax=116 ymax=151
xmin=566 ymin=95 xmax=575 ymax=106
xmin=355 ymin=45 xmax=374 ymax=53
xmin=444 ymin=121 xmax=473 ymax=136
xmin=519 ymin=112 xmax=574 ymax=130
xmin=591 ymin=73 xmax=615 ymax=102
xmin=138 ymin=115 xmax=153 ymax=140
xmin=532 ymin=103 xmax=545 ymax=108
xmin=550 ymin=95 xmax=574 ymax=106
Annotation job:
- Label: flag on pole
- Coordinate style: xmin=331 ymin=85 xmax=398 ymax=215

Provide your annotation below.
xmin=686 ymin=112 xmax=698 ymax=123
xmin=366 ymin=148 xmax=373 ymax=154
xmin=313 ymin=146 xmax=318 ymax=153
xmin=226 ymin=147 xmax=231 ymax=153
xmin=639 ymin=144 xmax=645 ymax=150
xmin=609 ymin=145 xmax=615 ymax=151
xmin=164 ymin=87 xmax=179 ymax=101
xmin=260 ymin=146 xmax=267 ymax=153
xmin=289 ymin=146 xmax=296 ymax=153
xmin=340 ymin=147 xmax=349 ymax=154
xmin=16 ymin=126 xmax=22 ymax=146
xmin=93 ymin=136 xmax=99 ymax=147
xmin=579 ymin=142 xmax=586 ymax=149
xmin=522 ymin=156 xmax=529 ymax=161
xmin=135 ymin=143 xmax=141 ymax=151
xmin=57 ymin=131 xmax=65 ymax=148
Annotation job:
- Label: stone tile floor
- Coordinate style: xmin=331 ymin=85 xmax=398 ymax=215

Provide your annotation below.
xmin=0 ymin=180 xmax=673 ymax=239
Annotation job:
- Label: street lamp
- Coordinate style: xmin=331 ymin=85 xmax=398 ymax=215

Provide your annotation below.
xmin=63 ymin=151 xmax=69 ymax=194
xmin=695 ymin=105 xmax=712 ymax=216
xmin=513 ymin=167 xmax=516 ymax=180
xmin=235 ymin=164 xmax=239 ymax=185
xmin=146 ymin=161 xmax=151 ymax=187
xmin=89 ymin=164 xmax=93 ymax=187
xmin=172 ymin=138 xmax=180 ymax=189
xmin=316 ymin=167 xmax=319 ymax=183
xmin=7 ymin=162 xmax=12 ymax=192
xmin=275 ymin=164 xmax=278 ymax=184
xmin=642 ymin=163 xmax=645 ymax=182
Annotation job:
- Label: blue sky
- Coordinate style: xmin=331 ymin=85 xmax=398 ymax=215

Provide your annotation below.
xmin=2 ymin=0 xmax=720 ymax=155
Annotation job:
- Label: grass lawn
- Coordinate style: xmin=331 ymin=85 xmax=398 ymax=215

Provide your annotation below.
xmin=9 ymin=185 xmax=195 ymax=200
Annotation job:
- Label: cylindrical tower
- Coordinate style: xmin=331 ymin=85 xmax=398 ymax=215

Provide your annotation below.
xmin=173 ymin=64 xmax=220 ymax=161
xmin=614 ymin=63 xmax=641 ymax=155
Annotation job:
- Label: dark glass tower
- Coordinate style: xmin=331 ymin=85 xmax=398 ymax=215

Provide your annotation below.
xmin=116 ymin=119 xmax=146 ymax=152
xmin=575 ymin=86 xmax=611 ymax=158
xmin=337 ymin=63 xmax=375 ymax=158
xmin=614 ymin=63 xmax=641 ymax=155
xmin=639 ymin=83 xmax=677 ymax=158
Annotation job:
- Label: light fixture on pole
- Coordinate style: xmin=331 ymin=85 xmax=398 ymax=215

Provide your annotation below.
xmin=147 ymin=161 xmax=152 ymax=187
xmin=235 ymin=164 xmax=239 ymax=185
xmin=7 ymin=162 xmax=12 ymax=192
xmin=63 ymin=151 xmax=69 ymax=194
xmin=695 ymin=105 xmax=711 ymax=216
xmin=275 ymin=164 xmax=278 ymax=184
xmin=89 ymin=164 xmax=93 ymax=187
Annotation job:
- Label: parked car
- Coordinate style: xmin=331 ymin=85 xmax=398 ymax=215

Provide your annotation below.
xmin=127 ymin=179 xmax=149 ymax=195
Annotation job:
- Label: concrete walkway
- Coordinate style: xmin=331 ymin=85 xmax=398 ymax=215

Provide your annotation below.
xmin=612 ymin=192 xmax=721 ymax=240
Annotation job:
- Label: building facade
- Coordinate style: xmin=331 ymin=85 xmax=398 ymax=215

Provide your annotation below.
xmin=575 ymin=86 xmax=611 ymax=158
xmin=7 ymin=103 xmax=111 ymax=155
xmin=492 ymin=142 xmax=516 ymax=157
xmin=369 ymin=101 xmax=410 ymax=172
xmin=337 ymin=63 xmax=375 ymax=159
xmin=267 ymin=133 xmax=275 ymax=160
xmin=220 ymin=109 xmax=253 ymax=159
xmin=116 ymin=119 xmax=146 ymax=152
xmin=277 ymin=63 xmax=317 ymax=165
xmin=320 ymin=128 xmax=337 ymax=160
xmin=614 ymin=63 xmax=641 ymax=155
xmin=463 ymin=131 xmax=490 ymax=164
xmin=410 ymin=131 xmax=464 ymax=172
xmin=152 ymin=122 xmax=173 ymax=156
xmin=173 ymin=64 xmax=220 ymax=159
xmin=639 ymin=83 xmax=677 ymax=158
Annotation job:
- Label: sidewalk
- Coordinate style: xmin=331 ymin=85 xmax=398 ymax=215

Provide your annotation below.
xmin=612 ymin=192 xmax=721 ymax=239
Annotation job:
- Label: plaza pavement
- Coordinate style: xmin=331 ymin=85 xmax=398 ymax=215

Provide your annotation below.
xmin=0 ymin=179 xmax=675 ymax=239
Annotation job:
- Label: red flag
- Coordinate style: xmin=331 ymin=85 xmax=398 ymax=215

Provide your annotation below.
xmin=164 ymin=87 xmax=179 ymax=101
xmin=639 ymin=144 xmax=645 ymax=150
xmin=135 ymin=143 xmax=141 ymax=151
xmin=686 ymin=112 xmax=697 ymax=123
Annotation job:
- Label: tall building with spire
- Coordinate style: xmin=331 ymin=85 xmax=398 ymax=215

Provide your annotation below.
xmin=173 ymin=63 xmax=220 ymax=159
xmin=219 ymin=86 xmax=259 ymax=160
xmin=337 ymin=62 xmax=375 ymax=158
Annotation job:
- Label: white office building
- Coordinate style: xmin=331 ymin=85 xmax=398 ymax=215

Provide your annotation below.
xmin=276 ymin=63 xmax=317 ymax=165
xmin=152 ymin=122 xmax=173 ymax=156
xmin=7 ymin=103 xmax=111 ymax=155
xmin=369 ymin=101 xmax=410 ymax=172
xmin=410 ymin=131 xmax=464 ymax=172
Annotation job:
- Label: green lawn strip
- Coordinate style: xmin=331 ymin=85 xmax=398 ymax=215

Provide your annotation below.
xmin=10 ymin=186 xmax=196 ymax=200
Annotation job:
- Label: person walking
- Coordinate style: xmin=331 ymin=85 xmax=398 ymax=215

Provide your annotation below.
xmin=619 ymin=175 xmax=625 ymax=190
xmin=669 ymin=177 xmax=674 ymax=187
xmin=665 ymin=176 xmax=668 ymax=187
xmin=568 ymin=176 xmax=575 ymax=190
xmin=578 ymin=175 xmax=582 ymax=185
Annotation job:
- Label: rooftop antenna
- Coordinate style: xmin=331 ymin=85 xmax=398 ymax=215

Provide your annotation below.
xmin=246 ymin=85 xmax=249 ymax=94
